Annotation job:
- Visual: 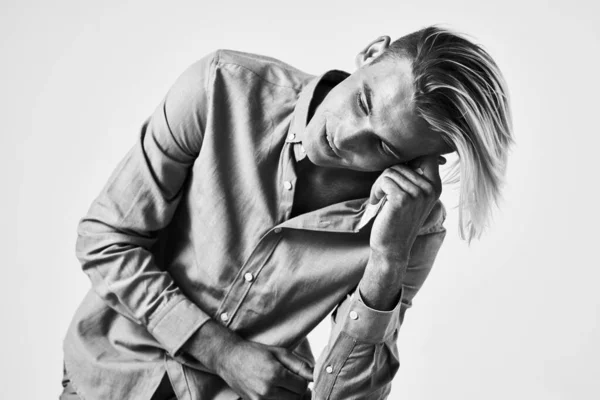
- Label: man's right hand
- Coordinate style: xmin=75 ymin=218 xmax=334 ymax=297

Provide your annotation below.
xmin=182 ymin=319 xmax=313 ymax=399
xmin=215 ymin=339 xmax=313 ymax=399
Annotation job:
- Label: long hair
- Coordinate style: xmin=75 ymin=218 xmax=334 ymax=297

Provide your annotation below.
xmin=378 ymin=26 xmax=514 ymax=242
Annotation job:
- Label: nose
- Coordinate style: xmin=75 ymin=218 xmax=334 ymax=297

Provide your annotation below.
xmin=334 ymin=128 xmax=366 ymax=154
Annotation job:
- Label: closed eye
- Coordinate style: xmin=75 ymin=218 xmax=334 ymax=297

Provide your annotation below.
xmin=356 ymin=92 xmax=369 ymax=116
xmin=379 ymin=139 xmax=402 ymax=159
xmin=380 ymin=140 xmax=393 ymax=156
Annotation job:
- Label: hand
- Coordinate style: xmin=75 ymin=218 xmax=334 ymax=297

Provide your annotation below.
xmin=215 ymin=339 xmax=313 ymax=400
xmin=368 ymin=155 xmax=444 ymax=262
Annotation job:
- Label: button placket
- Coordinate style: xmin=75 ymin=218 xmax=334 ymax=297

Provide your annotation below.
xmin=278 ymin=141 xmax=299 ymax=223
xmin=213 ymin=230 xmax=282 ymax=327
xmin=217 ymin=230 xmax=285 ymax=330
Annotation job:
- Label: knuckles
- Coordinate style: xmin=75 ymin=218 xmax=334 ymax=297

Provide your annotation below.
xmin=375 ymin=165 xmax=442 ymax=207
xmin=421 ymin=182 xmax=435 ymax=197
xmin=389 ymin=191 xmax=408 ymax=204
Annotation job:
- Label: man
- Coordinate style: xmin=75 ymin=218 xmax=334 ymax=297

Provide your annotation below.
xmin=60 ymin=26 xmax=513 ymax=399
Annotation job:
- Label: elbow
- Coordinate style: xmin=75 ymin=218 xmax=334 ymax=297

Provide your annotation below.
xmin=74 ymin=215 xmax=147 ymax=273
xmin=75 ymin=215 xmax=115 ymax=270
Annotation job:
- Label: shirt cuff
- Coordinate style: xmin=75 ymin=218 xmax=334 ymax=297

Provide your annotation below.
xmin=336 ymin=288 xmax=403 ymax=344
xmin=147 ymin=296 xmax=211 ymax=357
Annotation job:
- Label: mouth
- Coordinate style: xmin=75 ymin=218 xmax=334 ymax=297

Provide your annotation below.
xmin=322 ymin=126 xmax=340 ymax=158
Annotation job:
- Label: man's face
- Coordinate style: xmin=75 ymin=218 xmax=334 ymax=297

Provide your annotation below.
xmin=303 ymin=56 xmax=451 ymax=172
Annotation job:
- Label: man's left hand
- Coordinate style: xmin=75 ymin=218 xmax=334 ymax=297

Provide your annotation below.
xmin=368 ymin=155 xmax=443 ymax=264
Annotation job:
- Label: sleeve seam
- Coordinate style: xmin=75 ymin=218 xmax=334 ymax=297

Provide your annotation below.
xmin=147 ymin=296 xmax=186 ymax=331
xmin=215 ymin=59 xmax=302 ymax=91
xmin=170 ymin=316 xmax=210 ymax=357
xmin=323 ymin=335 xmax=357 ymax=400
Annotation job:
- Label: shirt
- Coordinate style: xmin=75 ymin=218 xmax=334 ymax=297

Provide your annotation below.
xmin=62 ymin=49 xmax=447 ymax=400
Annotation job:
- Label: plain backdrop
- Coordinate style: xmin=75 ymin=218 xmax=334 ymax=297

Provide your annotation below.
xmin=2 ymin=0 xmax=599 ymax=398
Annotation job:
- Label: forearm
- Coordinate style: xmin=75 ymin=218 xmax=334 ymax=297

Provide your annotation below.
xmin=179 ymin=318 xmax=242 ymax=374
xmin=313 ymin=288 xmax=402 ymax=399
xmin=76 ymin=52 xmax=218 ymax=354
xmin=358 ymin=249 xmax=409 ymax=311
xmin=314 ymin=220 xmax=446 ymax=398
xmin=180 ymin=318 xmax=314 ymax=398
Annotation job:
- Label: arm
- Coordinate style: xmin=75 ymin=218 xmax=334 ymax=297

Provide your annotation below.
xmin=77 ymin=51 xmax=312 ymax=399
xmin=313 ymin=157 xmax=446 ymax=399
xmin=76 ymin=52 xmax=216 ymax=356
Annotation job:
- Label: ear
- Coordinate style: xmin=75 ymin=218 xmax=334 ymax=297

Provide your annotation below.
xmin=355 ymin=36 xmax=391 ymax=69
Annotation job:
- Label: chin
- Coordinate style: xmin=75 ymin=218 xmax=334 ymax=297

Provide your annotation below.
xmin=304 ymin=151 xmax=331 ymax=168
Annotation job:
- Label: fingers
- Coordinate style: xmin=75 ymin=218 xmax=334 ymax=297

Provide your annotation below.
xmin=370 ymin=167 xmax=437 ymax=207
xmin=387 ymin=165 xmax=434 ymax=196
xmin=277 ymin=368 xmax=310 ymax=395
xmin=369 ymin=175 xmax=406 ymax=205
xmin=370 ymin=153 xmax=445 ymax=205
xmin=406 ymin=155 xmax=442 ymax=196
xmin=275 ymin=350 xmax=313 ymax=381
xmin=271 ymin=348 xmax=313 ymax=392
xmin=369 ymin=181 xmax=387 ymax=205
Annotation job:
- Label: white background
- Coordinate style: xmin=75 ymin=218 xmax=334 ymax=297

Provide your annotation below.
xmin=2 ymin=0 xmax=599 ymax=398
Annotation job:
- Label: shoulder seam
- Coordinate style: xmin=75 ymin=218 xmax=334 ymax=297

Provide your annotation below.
xmin=213 ymin=49 xmax=306 ymax=91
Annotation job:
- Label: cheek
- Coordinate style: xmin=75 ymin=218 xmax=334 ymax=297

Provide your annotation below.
xmin=367 ymin=158 xmax=396 ymax=172
xmin=343 ymin=153 xmax=392 ymax=172
xmin=323 ymin=87 xmax=355 ymax=119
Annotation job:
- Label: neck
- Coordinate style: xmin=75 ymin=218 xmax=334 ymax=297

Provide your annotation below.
xmin=292 ymin=75 xmax=379 ymax=213
xmin=295 ymin=157 xmax=380 ymax=205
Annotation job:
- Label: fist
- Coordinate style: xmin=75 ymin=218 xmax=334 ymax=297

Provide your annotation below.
xmin=217 ymin=340 xmax=313 ymax=400
xmin=368 ymin=155 xmax=443 ymax=261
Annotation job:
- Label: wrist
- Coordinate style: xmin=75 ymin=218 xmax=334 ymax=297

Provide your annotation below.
xmin=209 ymin=324 xmax=243 ymax=376
xmin=359 ymin=251 xmax=408 ymax=310
xmin=183 ymin=319 xmax=242 ymax=375
xmin=368 ymin=248 xmax=409 ymax=272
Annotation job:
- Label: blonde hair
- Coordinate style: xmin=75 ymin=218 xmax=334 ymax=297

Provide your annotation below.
xmin=379 ymin=26 xmax=514 ymax=242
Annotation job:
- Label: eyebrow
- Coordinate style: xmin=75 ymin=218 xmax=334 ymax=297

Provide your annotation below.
xmin=364 ymin=81 xmax=404 ymax=159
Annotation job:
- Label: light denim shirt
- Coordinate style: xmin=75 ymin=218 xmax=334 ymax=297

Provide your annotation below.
xmin=63 ymin=49 xmax=447 ymax=400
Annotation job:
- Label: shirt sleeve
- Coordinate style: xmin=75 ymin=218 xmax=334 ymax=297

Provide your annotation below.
xmin=75 ymin=51 xmax=218 ymax=357
xmin=312 ymin=202 xmax=447 ymax=399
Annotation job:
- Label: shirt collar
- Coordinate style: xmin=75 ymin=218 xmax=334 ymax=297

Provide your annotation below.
xmin=284 ymin=68 xmax=385 ymax=232
xmin=287 ymin=69 xmax=350 ymax=161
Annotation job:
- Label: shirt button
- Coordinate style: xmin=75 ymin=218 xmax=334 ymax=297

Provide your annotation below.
xmin=288 ymin=133 xmax=296 ymax=141
xmin=273 ymin=227 xmax=282 ymax=234
xmin=325 ymin=365 xmax=333 ymax=374
xmin=244 ymin=272 xmax=254 ymax=282
xmin=349 ymin=311 xmax=358 ymax=320
xmin=283 ymin=181 xmax=293 ymax=190
xmin=220 ymin=312 xmax=229 ymax=322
